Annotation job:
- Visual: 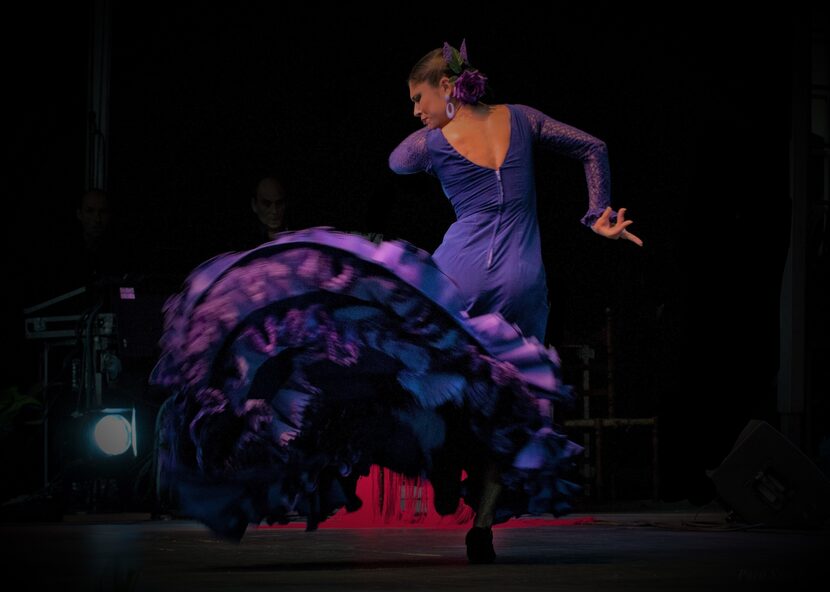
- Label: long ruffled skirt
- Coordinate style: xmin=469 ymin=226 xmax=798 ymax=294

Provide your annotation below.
xmin=151 ymin=228 xmax=581 ymax=538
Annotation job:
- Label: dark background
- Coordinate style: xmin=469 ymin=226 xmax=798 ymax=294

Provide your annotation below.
xmin=4 ymin=3 xmax=823 ymax=506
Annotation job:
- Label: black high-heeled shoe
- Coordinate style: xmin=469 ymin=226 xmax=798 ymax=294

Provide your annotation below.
xmin=465 ymin=526 xmax=496 ymax=564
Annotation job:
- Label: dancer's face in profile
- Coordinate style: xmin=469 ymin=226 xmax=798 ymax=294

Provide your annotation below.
xmin=409 ymin=77 xmax=453 ymax=130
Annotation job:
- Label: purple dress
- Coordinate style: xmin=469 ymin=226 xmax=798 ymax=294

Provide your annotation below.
xmin=390 ymin=104 xmax=614 ymax=341
xmin=149 ymin=105 xmax=606 ymax=539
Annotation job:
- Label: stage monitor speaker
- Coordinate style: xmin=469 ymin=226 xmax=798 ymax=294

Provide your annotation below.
xmin=708 ymin=420 xmax=830 ymax=528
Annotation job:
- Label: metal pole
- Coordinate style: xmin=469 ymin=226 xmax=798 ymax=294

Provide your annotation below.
xmin=86 ymin=0 xmax=112 ymax=191
xmin=778 ymin=12 xmax=810 ymax=449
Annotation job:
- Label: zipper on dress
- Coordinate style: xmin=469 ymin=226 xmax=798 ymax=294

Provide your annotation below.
xmin=486 ymin=169 xmax=504 ymax=269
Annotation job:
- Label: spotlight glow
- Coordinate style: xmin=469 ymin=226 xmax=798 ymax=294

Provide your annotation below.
xmin=93 ymin=414 xmax=132 ymax=456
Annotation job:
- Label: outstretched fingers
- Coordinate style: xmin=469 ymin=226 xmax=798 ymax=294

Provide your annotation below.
xmin=592 ymin=206 xmax=643 ymax=246
xmin=620 ymin=228 xmax=643 ymax=247
xmin=614 ymin=207 xmax=643 ymax=247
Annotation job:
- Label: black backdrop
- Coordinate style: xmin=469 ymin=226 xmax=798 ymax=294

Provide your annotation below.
xmin=5 ymin=3 xmax=804 ymax=503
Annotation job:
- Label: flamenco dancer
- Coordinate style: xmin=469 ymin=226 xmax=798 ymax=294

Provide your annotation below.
xmin=151 ymin=40 xmax=641 ymax=564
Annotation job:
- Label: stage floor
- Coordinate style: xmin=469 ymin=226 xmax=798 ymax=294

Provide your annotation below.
xmin=1 ymin=507 xmax=826 ymax=591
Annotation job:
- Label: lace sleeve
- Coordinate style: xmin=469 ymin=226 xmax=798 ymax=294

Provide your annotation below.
xmin=389 ymin=127 xmax=433 ymax=175
xmin=514 ymin=104 xmax=615 ymax=227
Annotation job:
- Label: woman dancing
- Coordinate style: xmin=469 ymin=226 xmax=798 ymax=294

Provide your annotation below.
xmin=151 ymin=40 xmax=640 ymax=565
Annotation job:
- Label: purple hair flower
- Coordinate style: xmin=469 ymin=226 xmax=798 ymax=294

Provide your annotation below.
xmin=452 ymin=69 xmax=488 ymax=104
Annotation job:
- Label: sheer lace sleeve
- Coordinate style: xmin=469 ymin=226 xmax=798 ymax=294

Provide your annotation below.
xmin=389 ymin=127 xmax=433 ymax=175
xmin=514 ymin=104 xmax=615 ymax=227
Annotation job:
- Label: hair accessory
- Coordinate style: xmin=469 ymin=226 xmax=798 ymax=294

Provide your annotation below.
xmin=442 ymin=39 xmax=487 ymax=104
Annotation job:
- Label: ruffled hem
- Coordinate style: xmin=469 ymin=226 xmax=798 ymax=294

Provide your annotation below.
xmin=151 ymin=228 xmax=581 ymax=538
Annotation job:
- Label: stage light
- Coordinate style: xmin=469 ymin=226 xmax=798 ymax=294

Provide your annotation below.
xmin=57 ymin=407 xmax=141 ymax=513
xmin=82 ymin=407 xmax=138 ymax=458
xmin=93 ymin=413 xmax=133 ymax=456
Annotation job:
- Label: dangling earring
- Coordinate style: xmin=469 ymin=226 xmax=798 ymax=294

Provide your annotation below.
xmin=445 ymin=95 xmax=455 ymax=120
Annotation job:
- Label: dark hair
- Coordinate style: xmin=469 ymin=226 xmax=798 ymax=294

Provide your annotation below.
xmin=408 ymin=49 xmax=454 ymax=87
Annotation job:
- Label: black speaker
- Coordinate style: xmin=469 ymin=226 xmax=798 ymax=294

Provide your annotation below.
xmin=708 ymin=420 xmax=830 ymax=528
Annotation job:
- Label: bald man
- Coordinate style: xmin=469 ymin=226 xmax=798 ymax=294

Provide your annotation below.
xmin=251 ymin=177 xmax=288 ymax=241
